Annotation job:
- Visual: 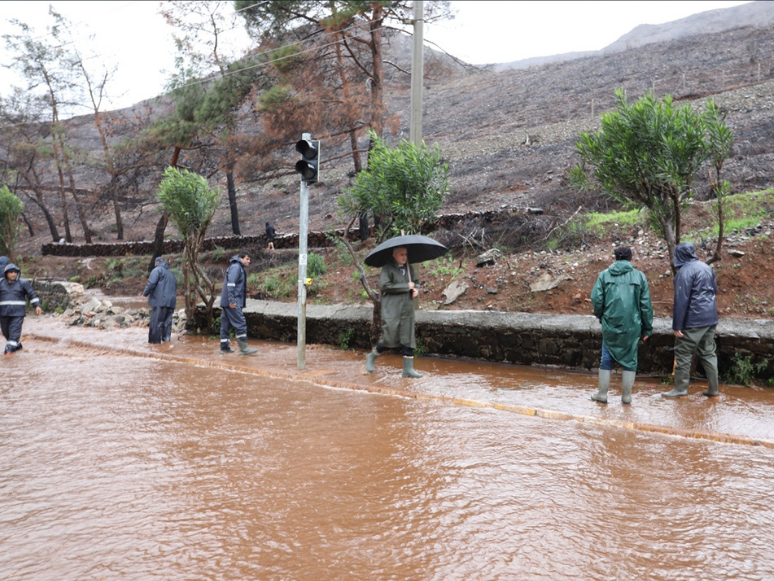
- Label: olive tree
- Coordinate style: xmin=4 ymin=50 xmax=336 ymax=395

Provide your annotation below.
xmin=337 ymin=130 xmax=449 ymax=347
xmin=0 ymin=186 xmax=24 ymax=260
xmin=570 ymin=89 xmax=733 ymax=269
xmin=338 ymin=130 xmax=449 ymax=240
xmin=157 ymin=167 xmax=220 ymax=328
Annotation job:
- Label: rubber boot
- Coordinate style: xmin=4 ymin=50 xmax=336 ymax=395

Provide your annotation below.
xmin=591 ymin=369 xmax=611 ymax=403
xmin=365 ymin=348 xmax=380 ymax=373
xmin=237 ymin=339 xmax=257 ymax=356
xmin=4 ymin=344 xmax=14 ymax=355
xmin=621 ymin=370 xmax=635 ymax=405
xmin=702 ymin=366 xmax=720 ymax=397
xmin=663 ymin=363 xmax=690 ymax=397
xmin=220 ymin=342 xmax=235 ymax=355
xmin=402 ymin=356 xmax=423 ymax=378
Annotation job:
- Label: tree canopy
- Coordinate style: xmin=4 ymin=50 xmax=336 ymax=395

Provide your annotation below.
xmin=338 ymin=130 xmax=449 ymax=238
xmin=570 ymin=89 xmax=733 ymax=267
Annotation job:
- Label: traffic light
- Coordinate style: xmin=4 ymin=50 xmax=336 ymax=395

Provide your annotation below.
xmin=295 ymin=138 xmax=320 ymax=183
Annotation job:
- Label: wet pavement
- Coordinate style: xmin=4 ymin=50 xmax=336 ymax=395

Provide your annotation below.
xmin=1 ymin=319 xmax=773 ymax=580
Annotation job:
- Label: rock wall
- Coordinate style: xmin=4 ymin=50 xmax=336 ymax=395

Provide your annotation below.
xmin=197 ymin=300 xmax=774 ymax=378
xmin=32 ymin=280 xmax=84 ymax=310
xmin=39 ymin=208 xmax=535 ymax=257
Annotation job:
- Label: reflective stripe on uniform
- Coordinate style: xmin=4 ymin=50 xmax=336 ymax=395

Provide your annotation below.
xmin=30 ymin=298 xmax=40 ymax=304
xmin=0 ymin=301 xmax=26 ymax=305
xmin=227 ymin=283 xmax=236 ymax=286
xmin=6 ymin=340 xmax=18 ymax=346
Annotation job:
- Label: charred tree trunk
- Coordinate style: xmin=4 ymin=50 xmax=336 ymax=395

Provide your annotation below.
xmin=150 ymin=147 xmax=181 ymax=272
xmin=20 ymin=211 xmax=34 ymax=237
xmin=149 ymin=212 xmax=169 ymax=274
xmin=226 ymin=165 xmax=240 ymax=236
xmin=109 ymin=176 xmax=124 ymax=240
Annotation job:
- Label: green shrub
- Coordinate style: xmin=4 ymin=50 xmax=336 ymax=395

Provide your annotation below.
xmin=171 ymin=268 xmax=184 ymax=287
xmin=212 ymin=246 xmax=227 ymax=262
xmin=428 ymin=254 xmax=463 ymax=279
xmin=414 ymin=336 xmax=427 ymax=357
xmin=307 ymin=252 xmax=327 ymax=277
xmin=247 ymin=273 xmax=261 ymax=287
xmin=726 ymin=354 xmax=768 ymax=386
xmin=338 ymin=327 xmax=355 ymax=350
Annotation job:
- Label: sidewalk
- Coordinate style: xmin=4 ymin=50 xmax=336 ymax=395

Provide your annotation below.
xmin=25 ymin=318 xmax=774 ymax=448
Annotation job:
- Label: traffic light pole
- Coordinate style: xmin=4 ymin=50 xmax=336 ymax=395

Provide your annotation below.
xmin=297 ymin=139 xmax=310 ymax=370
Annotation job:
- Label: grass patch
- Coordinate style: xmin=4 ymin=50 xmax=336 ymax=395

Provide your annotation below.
xmin=261 ymin=267 xmax=296 ymax=299
xmin=425 ymin=254 xmax=463 ymax=279
xmin=583 ymin=209 xmax=645 ymax=237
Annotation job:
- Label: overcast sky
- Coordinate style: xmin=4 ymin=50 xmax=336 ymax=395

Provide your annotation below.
xmin=0 ymin=0 xmax=751 ymax=112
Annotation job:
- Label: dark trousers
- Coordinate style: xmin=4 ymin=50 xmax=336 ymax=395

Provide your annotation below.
xmin=675 ymin=325 xmax=718 ymax=393
xmin=149 ymin=306 xmax=174 ymax=344
xmin=0 ymin=316 xmax=24 ymax=350
xmin=220 ymin=306 xmax=247 ymax=346
xmin=375 ymin=342 xmax=414 ymax=357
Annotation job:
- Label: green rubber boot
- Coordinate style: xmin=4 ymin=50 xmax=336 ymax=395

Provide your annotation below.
xmin=663 ymin=365 xmax=689 ymax=397
xmin=591 ymin=369 xmax=611 ymax=403
xmin=365 ymin=348 xmax=380 ymax=373
xmin=621 ymin=370 xmax=635 ymax=405
xmin=402 ymin=356 xmax=423 ymax=378
xmin=237 ymin=339 xmax=257 ymax=355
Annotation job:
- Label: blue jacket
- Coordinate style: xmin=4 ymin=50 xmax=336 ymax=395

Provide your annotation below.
xmin=672 ymin=243 xmax=718 ymax=330
xmin=220 ymin=256 xmax=247 ymax=308
xmin=143 ymin=260 xmax=177 ymax=308
xmin=0 ymin=263 xmax=40 ymax=317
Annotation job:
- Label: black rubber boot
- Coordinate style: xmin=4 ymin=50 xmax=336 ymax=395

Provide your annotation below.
xmin=591 ymin=369 xmax=611 ymax=403
xmin=220 ymin=342 xmax=235 ymax=355
xmin=402 ymin=356 xmax=423 ymax=378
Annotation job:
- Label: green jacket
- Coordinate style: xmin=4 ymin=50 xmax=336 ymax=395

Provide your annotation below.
xmin=379 ymin=260 xmax=419 ymax=349
xmin=591 ymin=260 xmax=653 ymax=370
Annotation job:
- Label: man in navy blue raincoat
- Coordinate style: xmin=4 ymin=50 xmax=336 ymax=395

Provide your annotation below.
xmin=219 ymin=252 xmax=257 ymax=356
xmin=143 ymin=256 xmax=177 ymax=344
xmin=0 ymin=263 xmax=42 ymax=354
xmin=662 ymin=242 xmax=719 ymax=398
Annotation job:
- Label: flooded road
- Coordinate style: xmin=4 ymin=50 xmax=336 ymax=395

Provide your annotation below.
xmin=2 ymin=323 xmax=774 ymax=580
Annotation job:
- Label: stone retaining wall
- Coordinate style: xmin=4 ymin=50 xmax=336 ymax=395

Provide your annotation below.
xmin=197 ymin=300 xmax=774 ymax=378
xmin=40 ymin=207 xmax=531 ymax=257
xmin=32 ymin=280 xmax=84 ymax=310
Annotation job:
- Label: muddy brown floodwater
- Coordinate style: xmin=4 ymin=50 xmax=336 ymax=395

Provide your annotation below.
xmin=1 ymin=324 xmax=774 ymax=580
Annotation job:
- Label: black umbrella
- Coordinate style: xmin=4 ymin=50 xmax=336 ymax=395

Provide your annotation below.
xmin=364 ymin=235 xmax=448 ymax=267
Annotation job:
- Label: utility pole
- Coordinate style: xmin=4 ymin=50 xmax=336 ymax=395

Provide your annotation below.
xmin=409 ymin=0 xmax=424 ymax=146
xmin=297 ymin=172 xmax=309 ymax=370
xmin=295 ymin=133 xmax=320 ymax=370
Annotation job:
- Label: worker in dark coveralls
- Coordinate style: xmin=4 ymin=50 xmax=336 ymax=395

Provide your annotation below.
xmin=142 ymin=256 xmax=177 ymax=343
xmin=219 ymin=251 xmax=257 ymax=355
xmin=265 ymin=222 xmax=276 ymax=250
xmin=590 ymin=246 xmax=653 ymax=404
xmin=365 ymin=246 xmax=422 ymax=378
xmin=0 ymin=263 xmax=42 ymax=354
xmin=662 ymin=242 xmax=720 ymax=398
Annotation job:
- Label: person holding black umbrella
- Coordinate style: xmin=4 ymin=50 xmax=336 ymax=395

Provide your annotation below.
xmin=365 ymin=246 xmax=423 ymax=378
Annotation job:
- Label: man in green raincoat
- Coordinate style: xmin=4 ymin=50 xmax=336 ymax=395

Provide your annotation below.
xmin=365 ymin=246 xmax=422 ymax=378
xmin=590 ymin=246 xmax=653 ymax=404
